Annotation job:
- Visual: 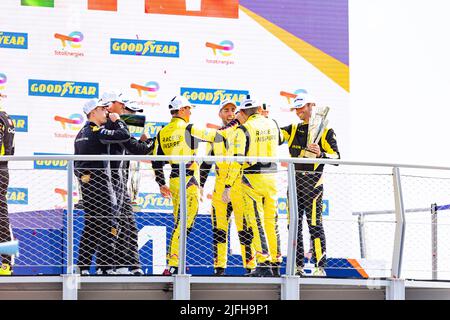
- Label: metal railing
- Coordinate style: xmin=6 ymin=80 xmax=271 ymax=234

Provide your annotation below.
xmin=1 ymin=154 xmax=450 ymax=299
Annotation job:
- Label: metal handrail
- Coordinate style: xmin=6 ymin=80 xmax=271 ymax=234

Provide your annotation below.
xmin=1 ymin=154 xmax=450 ymax=171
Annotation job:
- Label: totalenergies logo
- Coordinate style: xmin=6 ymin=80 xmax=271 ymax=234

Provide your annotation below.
xmin=0 ymin=73 xmax=6 ymax=91
xmin=54 ymin=113 xmax=84 ymax=131
xmin=130 ymin=81 xmax=159 ymax=98
xmin=205 ymin=40 xmax=234 ymax=57
xmin=54 ymin=188 xmax=79 ymax=207
xmin=280 ymin=89 xmax=308 ymax=104
xmin=54 ymin=31 xmax=84 ymax=48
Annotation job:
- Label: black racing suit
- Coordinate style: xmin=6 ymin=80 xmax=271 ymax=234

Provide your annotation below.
xmin=281 ymin=123 xmax=340 ymax=269
xmin=0 ymin=111 xmax=15 ymax=266
xmin=106 ymin=119 xmax=155 ymax=271
xmin=74 ymin=120 xmax=130 ymax=272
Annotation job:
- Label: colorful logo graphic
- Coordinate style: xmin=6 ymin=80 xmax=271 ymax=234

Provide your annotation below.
xmin=28 ymin=79 xmax=98 ymax=98
xmin=280 ymin=89 xmax=308 ymax=104
xmin=181 ymin=87 xmax=248 ymax=106
xmin=34 ymin=153 xmax=68 ymax=170
xmin=88 ymin=0 xmax=117 ymax=11
xmin=136 ymin=193 xmax=173 ymax=211
xmin=0 ymin=73 xmax=6 ymax=92
xmin=111 ymin=38 xmax=179 ymax=58
xmin=0 ymin=31 xmax=28 ymax=49
xmin=205 ymin=40 xmax=234 ymax=57
xmin=7 ymin=188 xmax=28 ymax=205
xmin=54 ymin=113 xmax=84 ymax=130
xmin=129 ymin=121 xmax=167 ymax=138
xmin=21 ymin=0 xmax=54 ymax=8
xmin=145 ymin=0 xmax=239 ymax=19
xmin=130 ymin=82 xmax=159 ymax=98
xmin=54 ymin=187 xmax=79 ymax=206
xmin=54 ymin=31 xmax=83 ymax=48
xmin=10 ymin=115 xmax=28 ymax=132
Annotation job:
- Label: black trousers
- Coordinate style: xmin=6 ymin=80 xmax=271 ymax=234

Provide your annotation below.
xmin=77 ymin=172 xmax=118 ymax=272
xmin=113 ymin=193 xmax=141 ymax=270
xmin=0 ymin=168 xmax=12 ymax=265
xmin=292 ymin=172 xmax=327 ymax=268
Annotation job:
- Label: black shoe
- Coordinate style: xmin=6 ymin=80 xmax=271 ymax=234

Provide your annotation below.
xmin=214 ymin=267 xmax=225 ymax=276
xmin=295 ymin=267 xmax=305 ymax=277
xmin=244 ymin=268 xmax=254 ymax=275
xmin=271 ymin=262 xmax=281 ymax=277
xmin=246 ymin=263 xmax=273 ymax=277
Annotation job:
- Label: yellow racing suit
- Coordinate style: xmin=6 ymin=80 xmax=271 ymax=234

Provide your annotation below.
xmin=199 ymin=120 xmax=256 ymax=271
xmin=225 ymin=114 xmax=284 ymax=267
xmin=281 ymin=123 xmax=340 ymax=269
xmin=152 ymin=116 xmax=238 ymax=268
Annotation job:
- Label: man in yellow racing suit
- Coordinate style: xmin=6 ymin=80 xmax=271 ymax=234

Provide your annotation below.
xmin=222 ymin=96 xmax=284 ymax=277
xmin=199 ymin=99 xmax=256 ymax=276
xmin=152 ymin=95 xmax=240 ymax=275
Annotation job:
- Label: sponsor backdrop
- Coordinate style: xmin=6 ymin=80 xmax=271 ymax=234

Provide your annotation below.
xmin=1 ymin=0 xmax=351 ymax=274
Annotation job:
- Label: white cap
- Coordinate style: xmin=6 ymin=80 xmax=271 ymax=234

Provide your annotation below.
xmin=238 ymin=95 xmax=260 ymax=110
xmin=168 ymin=95 xmax=194 ymax=111
xmin=292 ymin=92 xmax=315 ymax=109
xmin=219 ymin=99 xmax=237 ymax=110
xmin=83 ymin=98 xmax=109 ymax=115
xmin=101 ymin=91 xmax=128 ymax=105
xmin=124 ymin=100 xmax=144 ymax=113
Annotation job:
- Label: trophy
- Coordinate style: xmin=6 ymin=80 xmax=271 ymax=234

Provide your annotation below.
xmin=128 ymin=160 xmax=141 ymax=211
xmin=120 ymin=114 xmax=146 ymax=127
xmin=300 ymin=106 xmax=330 ymax=158
xmin=123 ymin=114 xmax=146 ymax=210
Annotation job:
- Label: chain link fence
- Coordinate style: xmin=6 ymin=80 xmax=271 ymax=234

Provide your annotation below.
xmin=2 ymin=156 xmax=450 ymax=280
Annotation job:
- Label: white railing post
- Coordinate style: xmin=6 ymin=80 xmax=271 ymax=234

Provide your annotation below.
xmin=63 ymin=160 xmax=79 ymax=300
xmin=281 ymin=163 xmax=300 ymax=300
xmin=174 ymin=160 xmax=190 ymax=300
xmin=388 ymin=167 xmax=406 ymax=300
xmin=286 ymin=163 xmax=299 ymax=276
xmin=431 ymin=203 xmax=438 ymax=280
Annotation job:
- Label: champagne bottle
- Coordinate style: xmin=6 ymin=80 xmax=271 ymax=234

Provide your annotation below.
xmin=120 ymin=114 xmax=146 ymax=128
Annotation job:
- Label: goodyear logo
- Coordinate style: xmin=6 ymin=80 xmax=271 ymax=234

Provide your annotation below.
xmin=10 ymin=115 xmax=28 ymax=132
xmin=0 ymin=31 xmax=28 ymax=49
xmin=7 ymin=188 xmax=28 ymax=205
xmin=277 ymin=198 xmax=329 ymax=216
xmin=136 ymin=193 xmax=173 ymax=211
xmin=129 ymin=121 xmax=167 ymax=138
xmin=181 ymin=87 xmax=249 ymax=106
xmin=278 ymin=198 xmax=288 ymax=215
xmin=34 ymin=153 xmax=68 ymax=170
xmin=323 ymin=199 xmax=329 ymax=216
xmin=110 ymin=38 xmax=179 ymax=58
xmin=28 ymin=79 xmax=98 ymax=99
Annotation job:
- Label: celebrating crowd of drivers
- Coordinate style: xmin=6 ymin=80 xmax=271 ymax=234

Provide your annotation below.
xmin=72 ymin=91 xmax=340 ymax=278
